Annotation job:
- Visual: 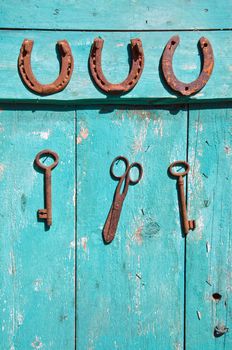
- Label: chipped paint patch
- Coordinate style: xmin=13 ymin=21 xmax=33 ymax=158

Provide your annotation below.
xmin=31 ymin=336 xmax=43 ymax=349
xmin=182 ymin=63 xmax=197 ymax=70
xmin=8 ymin=251 xmax=16 ymax=275
xmin=153 ymin=118 xmax=163 ymax=137
xmin=69 ymin=240 xmax=75 ymax=260
xmin=73 ymin=188 xmax=76 ymax=206
xmin=77 ymin=126 xmax=89 ymax=144
xmin=33 ymin=279 xmax=43 ymax=292
xmin=195 ymin=120 xmax=203 ymax=132
xmin=81 ymin=237 xmax=88 ymax=251
xmin=32 ymin=131 xmax=50 ymax=139
xmin=16 ymin=312 xmax=24 ymax=327
xmin=132 ymin=117 xmax=149 ymax=154
xmin=196 ymin=213 xmax=204 ymax=240
xmin=224 ymin=145 xmax=232 ymax=155
xmin=0 ymin=163 xmax=5 ymax=180
xmin=134 ymin=226 xmax=143 ymax=245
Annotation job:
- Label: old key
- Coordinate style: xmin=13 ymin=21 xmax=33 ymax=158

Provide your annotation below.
xmin=169 ymin=160 xmax=195 ymax=235
xmin=103 ymin=156 xmax=143 ymax=244
xmin=35 ymin=150 xmax=59 ymax=226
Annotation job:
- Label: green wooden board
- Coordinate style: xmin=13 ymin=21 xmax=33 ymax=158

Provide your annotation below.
xmin=0 ymin=107 xmax=75 ymax=349
xmin=76 ymin=106 xmax=186 ymax=349
xmin=186 ymin=104 xmax=232 ymax=349
xmin=0 ymin=1 xmax=232 ymax=30
xmin=0 ymin=31 xmax=232 ymax=104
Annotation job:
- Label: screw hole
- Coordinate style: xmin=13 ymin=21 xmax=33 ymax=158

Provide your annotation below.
xmin=171 ymin=41 xmax=176 ymax=46
xmin=185 ymin=86 xmax=189 ymax=91
xmin=212 ymin=293 xmax=222 ymax=301
xmin=203 ymin=43 xmax=208 ymax=47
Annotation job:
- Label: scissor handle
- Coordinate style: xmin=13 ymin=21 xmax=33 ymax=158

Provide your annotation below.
xmin=168 ymin=160 xmax=190 ymax=177
xmin=35 ymin=149 xmax=59 ymax=171
xmin=110 ymin=156 xmax=143 ymax=185
xmin=127 ymin=162 xmax=143 ymax=185
xmin=110 ymin=156 xmax=130 ymax=180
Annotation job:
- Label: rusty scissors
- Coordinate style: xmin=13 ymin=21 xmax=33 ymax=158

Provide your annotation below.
xmin=103 ymin=156 xmax=143 ymax=244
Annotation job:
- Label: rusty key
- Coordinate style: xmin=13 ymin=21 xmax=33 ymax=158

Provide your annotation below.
xmin=35 ymin=150 xmax=59 ymax=226
xmin=169 ymin=160 xmax=195 ymax=235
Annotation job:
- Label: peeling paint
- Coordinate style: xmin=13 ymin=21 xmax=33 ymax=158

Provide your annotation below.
xmin=134 ymin=225 xmax=143 ymax=245
xmin=77 ymin=127 xmax=89 ymax=144
xmin=0 ymin=163 xmax=5 ymax=180
xmin=132 ymin=117 xmax=149 ymax=154
xmin=224 ymin=145 xmax=232 ymax=155
xmin=31 ymin=336 xmax=43 ymax=349
xmin=69 ymin=240 xmax=75 ymax=260
xmin=8 ymin=251 xmax=16 ymax=275
xmin=32 ymin=130 xmax=50 ymax=139
xmin=33 ymin=279 xmax=43 ymax=292
xmin=81 ymin=237 xmax=88 ymax=251
xmin=195 ymin=120 xmax=203 ymax=132
xmin=153 ymin=118 xmax=163 ymax=137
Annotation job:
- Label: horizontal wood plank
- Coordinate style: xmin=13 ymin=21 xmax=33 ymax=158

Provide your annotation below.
xmin=0 ymin=30 xmax=232 ymax=104
xmin=0 ymin=1 xmax=232 ymax=30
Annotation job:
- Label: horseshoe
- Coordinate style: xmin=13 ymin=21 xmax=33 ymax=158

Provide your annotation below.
xmin=89 ymin=37 xmax=144 ymax=94
xmin=18 ymin=39 xmax=74 ymax=95
xmin=161 ymin=36 xmax=214 ymax=96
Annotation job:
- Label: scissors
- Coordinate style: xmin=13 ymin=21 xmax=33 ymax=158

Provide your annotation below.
xmin=103 ymin=156 xmax=143 ymax=244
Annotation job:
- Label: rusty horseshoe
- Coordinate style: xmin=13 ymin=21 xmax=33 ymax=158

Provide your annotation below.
xmin=161 ymin=36 xmax=214 ymax=96
xmin=89 ymin=37 xmax=144 ymax=94
xmin=18 ymin=39 xmax=74 ymax=95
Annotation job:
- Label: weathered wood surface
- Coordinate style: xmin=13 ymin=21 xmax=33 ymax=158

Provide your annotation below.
xmin=0 ymin=1 xmax=232 ymax=30
xmin=0 ymin=31 xmax=232 ymax=104
xmin=186 ymin=104 xmax=232 ymax=349
xmin=76 ymin=107 xmax=186 ymax=349
xmin=0 ymin=107 xmax=75 ymax=349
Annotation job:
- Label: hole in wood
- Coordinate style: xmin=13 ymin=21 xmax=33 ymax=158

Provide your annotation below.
xmin=212 ymin=293 xmax=222 ymax=301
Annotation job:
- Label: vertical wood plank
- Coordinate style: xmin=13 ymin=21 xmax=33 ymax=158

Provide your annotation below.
xmin=76 ymin=106 xmax=187 ymax=349
xmin=0 ymin=107 xmax=75 ymax=349
xmin=186 ymin=104 xmax=232 ymax=349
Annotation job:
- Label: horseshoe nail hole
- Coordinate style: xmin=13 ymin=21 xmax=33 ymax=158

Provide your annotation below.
xmin=185 ymin=86 xmax=189 ymax=91
xmin=212 ymin=293 xmax=222 ymax=301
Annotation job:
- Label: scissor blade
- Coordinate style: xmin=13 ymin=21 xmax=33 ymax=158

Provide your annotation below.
xmin=103 ymin=204 xmax=122 ymax=244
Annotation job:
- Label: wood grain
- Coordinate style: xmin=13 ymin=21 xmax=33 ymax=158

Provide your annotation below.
xmin=0 ymin=107 xmax=75 ymax=349
xmin=76 ymin=106 xmax=187 ymax=349
xmin=0 ymin=1 xmax=232 ymax=30
xmin=0 ymin=31 xmax=232 ymax=103
xmin=186 ymin=104 xmax=232 ymax=349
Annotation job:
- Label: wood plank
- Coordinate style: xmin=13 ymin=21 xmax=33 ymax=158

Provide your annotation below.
xmin=0 ymin=30 xmax=232 ymax=104
xmin=0 ymin=1 xmax=232 ymax=30
xmin=0 ymin=107 xmax=75 ymax=349
xmin=76 ymin=106 xmax=186 ymax=349
xmin=186 ymin=104 xmax=232 ymax=349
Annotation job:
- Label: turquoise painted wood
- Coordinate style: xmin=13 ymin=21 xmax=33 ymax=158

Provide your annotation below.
xmin=0 ymin=107 xmax=75 ymax=349
xmin=76 ymin=107 xmax=186 ymax=349
xmin=0 ymin=1 xmax=231 ymax=30
xmin=0 ymin=1 xmax=232 ymax=349
xmin=186 ymin=104 xmax=232 ymax=349
xmin=0 ymin=31 xmax=232 ymax=103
